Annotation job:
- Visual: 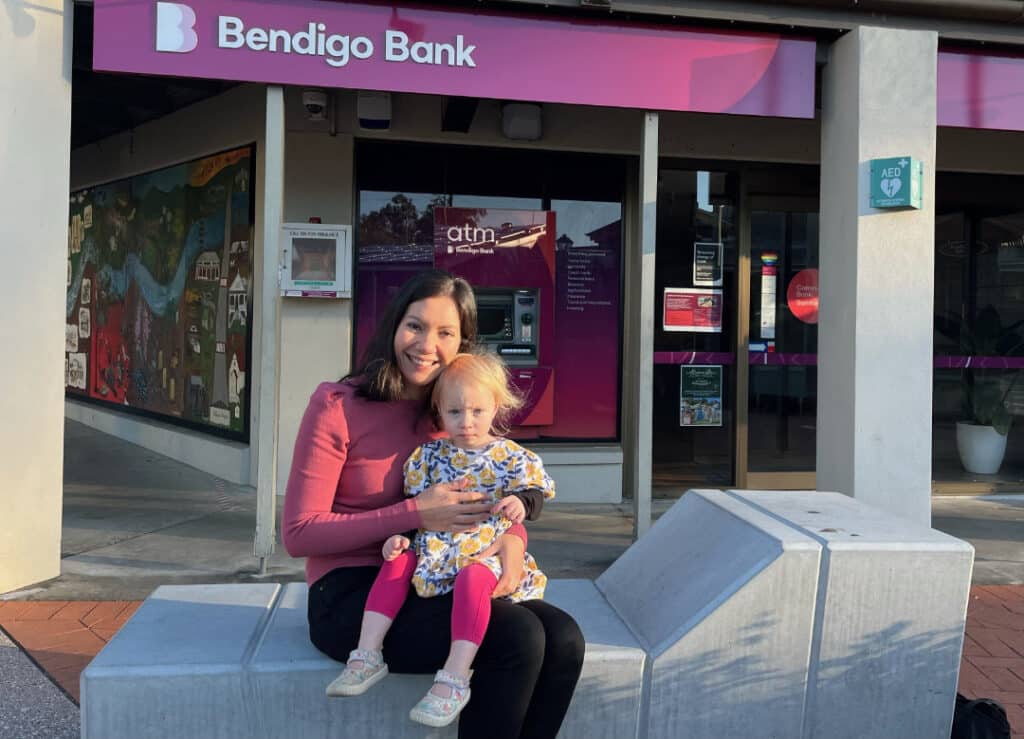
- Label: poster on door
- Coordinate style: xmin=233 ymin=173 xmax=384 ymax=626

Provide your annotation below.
xmin=663 ymin=287 xmax=723 ymax=333
xmin=680 ymin=364 xmax=723 ymax=427
xmin=693 ymin=242 xmax=723 ymax=287
xmin=759 ymin=251 xmax=778 ymax=340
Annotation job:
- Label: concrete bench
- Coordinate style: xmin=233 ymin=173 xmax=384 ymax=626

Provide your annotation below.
xmin=82 ymin=490 xmax=974 ymax=739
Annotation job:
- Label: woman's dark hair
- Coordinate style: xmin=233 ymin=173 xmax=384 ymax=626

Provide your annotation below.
xmin=346 ymin=270 xmax=477 ymax=401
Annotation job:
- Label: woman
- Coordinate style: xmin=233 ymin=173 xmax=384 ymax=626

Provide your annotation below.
xmin=282 ymin=269 xmax=585 ymax=739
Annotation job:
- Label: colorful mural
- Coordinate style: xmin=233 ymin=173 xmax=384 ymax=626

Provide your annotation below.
xmin=66 ymin=145 xmax=254 ymax=438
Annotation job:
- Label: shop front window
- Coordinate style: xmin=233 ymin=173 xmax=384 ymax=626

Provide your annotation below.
xmin=652 ymin=169 xmax=738 ymax=487
xmin=354 ymin=142 xmax=625 ymax=443
xmin=935 ymin=175 xmax=1024 ymax=488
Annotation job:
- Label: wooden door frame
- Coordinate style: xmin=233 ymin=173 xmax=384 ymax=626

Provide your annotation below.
xmin=734 ymin=187 xmax=819 ymax=491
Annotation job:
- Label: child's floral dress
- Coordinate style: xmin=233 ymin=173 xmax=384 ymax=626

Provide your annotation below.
xmin=403 ymin=437 xmax=555 ymax=602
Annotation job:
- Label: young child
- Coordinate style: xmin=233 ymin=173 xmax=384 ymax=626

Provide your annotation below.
xmin=326 ymin=352 xmax=556 ymax=727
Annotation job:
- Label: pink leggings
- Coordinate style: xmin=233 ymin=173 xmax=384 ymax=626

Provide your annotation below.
xmin=365 ymin=550 xmax=498 ymax=645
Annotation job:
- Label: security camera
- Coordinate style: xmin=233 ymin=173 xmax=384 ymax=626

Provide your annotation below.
xmin=302 ymin=90 xmax=328 ymax=121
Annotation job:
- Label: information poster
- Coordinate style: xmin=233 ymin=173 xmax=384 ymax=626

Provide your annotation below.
xmin=759 ymin=251 xmax=778 ymax=340
xmin=663 ymin=287 xmax=723 ymax=333
xmin=693 ymin=242 xmax=723 ymax=287
xmin=680 ymin=365 xmax=723 ymax=427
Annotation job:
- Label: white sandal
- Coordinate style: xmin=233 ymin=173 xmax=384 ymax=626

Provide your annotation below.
xmin=325 ymin=648 xmax=388 ymax=697
xmin=409 ymin=669 xmax=471 ymax=727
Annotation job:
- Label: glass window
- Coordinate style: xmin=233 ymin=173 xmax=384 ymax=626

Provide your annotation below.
xmin=354 ymin=142 xmax=625 ymax=443
xmin=934 ymin=174 xmax=1024 ymax=485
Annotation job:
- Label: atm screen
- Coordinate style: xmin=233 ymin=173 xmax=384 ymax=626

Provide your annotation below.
xmin=478 ymin=306 xmax=508 ymax=339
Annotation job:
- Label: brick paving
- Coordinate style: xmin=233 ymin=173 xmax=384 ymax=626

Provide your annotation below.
xmin=959 ymin=585 xmax=1024 ymax=737
xmin=0 ymin=587 xmax=1021 ymax=734
xmin=0 ymin=600 xmax=140 ymax=703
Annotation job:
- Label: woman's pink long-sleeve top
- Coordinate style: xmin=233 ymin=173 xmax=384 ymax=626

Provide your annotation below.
xmin=283 ymin=381 xmax=526 ymax=587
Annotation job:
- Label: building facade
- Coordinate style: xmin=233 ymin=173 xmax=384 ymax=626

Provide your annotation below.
xmin=5 ymin=0 xmax=1024 ymax=590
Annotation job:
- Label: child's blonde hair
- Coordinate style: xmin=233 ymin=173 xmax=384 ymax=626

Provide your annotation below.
xmin=431 ymin=352 xmax=524 ymax=434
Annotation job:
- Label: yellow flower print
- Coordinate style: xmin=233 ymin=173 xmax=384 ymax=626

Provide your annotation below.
xmin=460 ymin=538 xmax=481 ymax=556
xmin=452 ymin=451 xmax=469 ymax=469
xmin=410 ymin=446 xmax=423 ymax=462
xmin=526 ymin=559 xmax=538 ymax=571
xmin=412 ymin=574 xmax=425 ymax=589
xmin=464 ymin=473 xmax=478 ymax=488
xmin=535 ymin=574 xmax=547 ymax=589
xmin=427 ymin=538 xmax=446 ymax=555
xmin=525 ymin=462 xmax=539 ymax=480
xmin=431 ymin=468 xmax=442 ymax=483
xmin=479 ymin=467 xmax=497 ymax=486
xmin=439 ymin=443 xmax=451 ymax=459
xmin=478 ymin=525 xmax=495 ymax=546
xmin=406 ymin=468 xmax=424 ymax=488
xmin=489 ymin=445 xmax=509 ymax=463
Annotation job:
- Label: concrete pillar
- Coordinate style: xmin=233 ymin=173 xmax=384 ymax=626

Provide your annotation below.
xmin=818 ymin=26 xmax=937 ymax=527
xmin=0 ymin=1 xmax=73 ymax=592
xmin=253 ymin=86 xmax=285 ymax=569
xmin=625 ymin=112 xmax=658 ymax=538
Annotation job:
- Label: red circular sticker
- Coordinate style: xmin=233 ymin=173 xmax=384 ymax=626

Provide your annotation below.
xmin=787 ymin=268 xmax=819 ymax=324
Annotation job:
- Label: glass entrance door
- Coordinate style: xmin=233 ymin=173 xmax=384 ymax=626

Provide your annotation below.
xmin=738 ymin=197 xmax=819 ymax=488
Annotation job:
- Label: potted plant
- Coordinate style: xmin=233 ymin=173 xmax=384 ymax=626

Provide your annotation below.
xmin=935 ymin=305 xmax=1024 ymax=474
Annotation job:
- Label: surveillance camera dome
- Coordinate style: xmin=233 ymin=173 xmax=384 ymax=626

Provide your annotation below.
xmin=302 ymin=90 xmax=329 ymax=120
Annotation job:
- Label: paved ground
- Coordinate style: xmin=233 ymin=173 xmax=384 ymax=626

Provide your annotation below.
xmin=4 ymin=419 xmax=1024 ymax=736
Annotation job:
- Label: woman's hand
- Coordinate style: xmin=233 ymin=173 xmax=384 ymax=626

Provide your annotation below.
xmin=477 ymin=534 xmax=526 ymax=598
xmin=414 ymin=478 xmax=492 ymax=533
xmin=382 ymin=535 xmax=410 ymax=561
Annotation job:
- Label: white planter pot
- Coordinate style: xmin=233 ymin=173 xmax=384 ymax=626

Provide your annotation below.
xmin=955 ymin=422 xmax=1009 ymax=475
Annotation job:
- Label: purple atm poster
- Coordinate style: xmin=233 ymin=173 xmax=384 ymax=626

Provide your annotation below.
xmin=552 ymin=217 xmax=621 ymax=439
xmin=354 ymin=206 xmax=621 ymax=441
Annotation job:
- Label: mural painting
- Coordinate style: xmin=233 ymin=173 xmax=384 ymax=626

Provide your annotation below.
xmin=65 ymin=145 xmax=254 ymax=438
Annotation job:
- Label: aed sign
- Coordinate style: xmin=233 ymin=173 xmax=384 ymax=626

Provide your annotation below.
xmin=869 ymin=156 xmax=923 ymax=209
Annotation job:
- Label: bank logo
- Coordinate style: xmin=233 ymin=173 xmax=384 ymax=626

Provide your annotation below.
xmin=156 ymin=2 xmax=198 ymax=53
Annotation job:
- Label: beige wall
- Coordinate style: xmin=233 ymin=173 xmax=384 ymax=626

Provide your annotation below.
xmin=67 ymin=84 xmax=267 ymax=485
xmin=1 ymin=1 xmax=73 ymax=593
xmin=277 ymin=102 xmax=354 ymax=495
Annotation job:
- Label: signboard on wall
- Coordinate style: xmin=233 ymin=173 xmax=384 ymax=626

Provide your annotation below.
xmin=93 ymin=0 xmax=815 ymax=119
xmin=66 ymin=144 xmax=255 ymax=439
xmin=663 ymin=287 xmax=723 ymax=333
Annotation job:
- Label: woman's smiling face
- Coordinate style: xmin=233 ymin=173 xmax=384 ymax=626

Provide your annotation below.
xmin=393 ymin=295 xmax=462 ymax=398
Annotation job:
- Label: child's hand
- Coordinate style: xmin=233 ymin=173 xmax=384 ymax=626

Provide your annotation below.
xmin=492 ymin=495 xmax=526 ymax=525
xmin=382 ymin=535 xmax=411 ymax=561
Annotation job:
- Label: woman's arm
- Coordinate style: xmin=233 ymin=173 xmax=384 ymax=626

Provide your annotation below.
xmin=282 ymin=385 xmax=422 ymax=558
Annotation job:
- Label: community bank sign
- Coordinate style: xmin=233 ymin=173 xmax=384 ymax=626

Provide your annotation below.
xmin=94 ymin=0 xmax=816 ymax=118
xmin=156 ymin=2 xmax=477 ymax=68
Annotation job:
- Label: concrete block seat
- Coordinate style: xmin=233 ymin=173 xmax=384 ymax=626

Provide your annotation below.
xmin=82 ymin=491 xmax=974 ymax=739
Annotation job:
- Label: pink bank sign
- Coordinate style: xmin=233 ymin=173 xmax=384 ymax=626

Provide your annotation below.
xmin=93 ymin=0 xmax=815 ymax=118
xmin=939 ymin=49 xmax=1024 ymax=132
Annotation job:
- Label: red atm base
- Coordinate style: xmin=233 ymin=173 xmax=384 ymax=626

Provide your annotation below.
xmin=508 ymin=367 xmax=554 ymax=427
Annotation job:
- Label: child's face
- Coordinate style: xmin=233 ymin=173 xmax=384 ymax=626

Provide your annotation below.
xmin=438 ymin=378 xmax=498 ymax=449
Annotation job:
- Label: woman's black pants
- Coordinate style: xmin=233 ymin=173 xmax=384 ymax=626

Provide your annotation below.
xmin=308 ymin=566 xmax=585 ymax=739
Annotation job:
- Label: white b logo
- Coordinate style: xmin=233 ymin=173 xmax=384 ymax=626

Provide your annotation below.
xmin=156 ymin=2 xmax=198 ymax=53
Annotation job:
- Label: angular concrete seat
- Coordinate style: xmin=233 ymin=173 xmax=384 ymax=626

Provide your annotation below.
xmin=82 ymin=580 xmax=644 ymax=739
xmin=81 ymin=490 xmax=973 ymax=739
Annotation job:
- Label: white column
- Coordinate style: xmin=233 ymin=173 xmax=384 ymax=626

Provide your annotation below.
xmin=818 ymin=26 xmax=937 ymax=527
xmin=626 ymin=112 xmax=658 ymax=538
xmin=0 ymin=1 xmax=72 ymax=593
xmin=253 ymin=86 xmax=285 ymax=569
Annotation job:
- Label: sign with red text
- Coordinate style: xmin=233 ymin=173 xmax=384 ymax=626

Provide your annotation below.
xmin=663 ymin=288 xmax=723 ymax=333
